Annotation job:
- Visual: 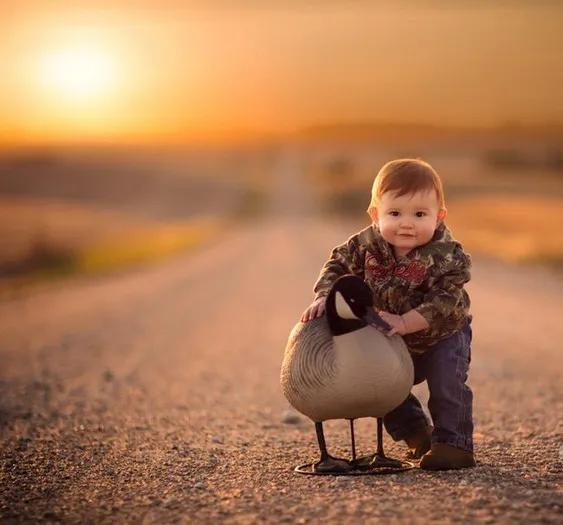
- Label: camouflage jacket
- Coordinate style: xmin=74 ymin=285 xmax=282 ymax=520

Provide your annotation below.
xmin=313 ymin=222 xmax=471 ymax=353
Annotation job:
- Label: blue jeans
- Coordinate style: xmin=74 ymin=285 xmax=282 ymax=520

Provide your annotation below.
xmin=383 ymin=321 xmax=474 ymax=452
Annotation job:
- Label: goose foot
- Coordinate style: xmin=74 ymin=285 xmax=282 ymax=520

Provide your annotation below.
xmin=349 ymin=417 xmax=408 ymax=471
xmin=368 ymin=454 xmax=405 ymax=469
xmin=351 ymin=453 xmax=404 ymax=471
xmin=313 ymin=455 xmax=353 ymax=473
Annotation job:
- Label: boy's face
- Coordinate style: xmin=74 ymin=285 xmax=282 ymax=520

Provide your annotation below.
xmin=369 ymin=189 xmax=447 ymax=257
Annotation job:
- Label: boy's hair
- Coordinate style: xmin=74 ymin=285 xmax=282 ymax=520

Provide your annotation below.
xmin=367 ymin=158 xmax=445 ymax=213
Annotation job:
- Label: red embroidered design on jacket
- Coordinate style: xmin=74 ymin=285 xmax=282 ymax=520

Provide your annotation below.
xmin=366 ymin=252 xmax=427 ymax=286
xmin=394 ymin=260 xmax=427 ymax=286
xmin=365 ymin=252 xmax=393 ymax=279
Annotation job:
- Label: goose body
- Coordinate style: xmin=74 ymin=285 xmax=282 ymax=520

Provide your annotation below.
xmin=280 ymin=275 xmax=415 ymax=473
xmin=281 ymin=314 xmax=413 ymax=422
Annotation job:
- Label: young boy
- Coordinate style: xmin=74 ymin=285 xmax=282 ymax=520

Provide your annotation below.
xmin=301 ymin=158 xmax=474 ymax=470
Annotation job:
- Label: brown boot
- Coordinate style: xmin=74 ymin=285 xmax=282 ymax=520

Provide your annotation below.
xmin=420 ymin=443 xmax=475 ymax=470
xmin=404 ymin=426 xmax=433 ymax=459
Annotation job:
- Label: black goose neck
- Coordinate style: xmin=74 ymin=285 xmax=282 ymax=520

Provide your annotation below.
xmin=325 ymin=288 xmax=367 ymax=336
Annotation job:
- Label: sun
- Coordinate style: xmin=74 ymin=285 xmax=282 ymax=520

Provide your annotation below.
xmin=40 ymin=46 xmax=116 ymax=100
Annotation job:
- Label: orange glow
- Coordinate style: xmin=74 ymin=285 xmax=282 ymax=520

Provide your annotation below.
xmin=1 ymin=2 xmax=562 ymax=145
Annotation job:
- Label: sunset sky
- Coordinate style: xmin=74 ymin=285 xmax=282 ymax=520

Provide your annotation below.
xmin=1 ymin=1 xmax=562 ymax=145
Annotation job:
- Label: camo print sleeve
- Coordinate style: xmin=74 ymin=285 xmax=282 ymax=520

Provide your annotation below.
xmin=413 ymin=245 xmax=471 ymax=332
xmin=312 ymin=226 xmax=373 ymax=300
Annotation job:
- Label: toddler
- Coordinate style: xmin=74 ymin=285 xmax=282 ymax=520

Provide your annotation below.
xmin=301 ymin=158 xmax=474 ymax=470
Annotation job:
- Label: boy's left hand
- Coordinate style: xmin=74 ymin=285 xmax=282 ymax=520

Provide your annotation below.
xmin=376 ymin=310 xmax=408 ymax=336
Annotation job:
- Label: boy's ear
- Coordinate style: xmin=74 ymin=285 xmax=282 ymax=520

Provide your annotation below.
xmin=438 ymin=208 xmax=448 ymax=222
xmin=368 ymin=207 xmax=378 ymax=223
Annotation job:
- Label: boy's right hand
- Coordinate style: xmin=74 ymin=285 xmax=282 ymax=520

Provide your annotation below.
xmin=300 ymin=297 xmax=327 ymax=322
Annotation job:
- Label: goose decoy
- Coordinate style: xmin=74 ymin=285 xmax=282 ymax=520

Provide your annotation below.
xmin=280 ymin=275 xmax=414 ymax=474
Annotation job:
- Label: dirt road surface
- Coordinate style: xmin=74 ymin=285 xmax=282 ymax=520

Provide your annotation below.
xmin=1 ymin=153 xmax=562 ymax=523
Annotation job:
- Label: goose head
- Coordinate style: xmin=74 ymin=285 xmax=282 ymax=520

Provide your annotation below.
xmin=325 ymin=275 xmax=391 ymax=336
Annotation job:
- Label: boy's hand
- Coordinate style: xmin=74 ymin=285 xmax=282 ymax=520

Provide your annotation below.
xmin=377 ymin=310 xmax=408 ymax=336
xmin=301 ymin=297 xmax=327 ymax=322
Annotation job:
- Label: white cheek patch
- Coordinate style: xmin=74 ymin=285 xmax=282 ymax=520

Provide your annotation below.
xmin=335 ymin=291 xmax=359 ymax=320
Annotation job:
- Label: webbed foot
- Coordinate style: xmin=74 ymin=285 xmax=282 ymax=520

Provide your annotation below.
xmin=313 ymin=455 xmax=353 ymax=473
xmin=351 ymin=454 xmax=404 ymax=471
xmin=369 ymin=455 xmax=405 ymax=469
xmin=350 ymin=453 xmax=375 ymax=470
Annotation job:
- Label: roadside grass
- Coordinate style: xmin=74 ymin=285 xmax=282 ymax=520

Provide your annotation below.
xmin=0 ymin=198 xmax=223 ymax=292
xmin=76 ymin=220 xmax=219 ymax=274
xmin=0 ymin=170 xmax=268 ymax=296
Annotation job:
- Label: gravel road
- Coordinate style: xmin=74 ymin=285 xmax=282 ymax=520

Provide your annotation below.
xmin=1 ymin=154 xmax=562 ymax=523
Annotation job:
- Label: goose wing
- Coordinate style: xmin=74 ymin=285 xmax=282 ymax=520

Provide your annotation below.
xmin=280 ymin=316 xmax=336 ymax=411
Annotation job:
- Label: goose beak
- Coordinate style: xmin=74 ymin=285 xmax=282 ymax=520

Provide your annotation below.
xmin=363 ymin=308 xmax=392 ymax=333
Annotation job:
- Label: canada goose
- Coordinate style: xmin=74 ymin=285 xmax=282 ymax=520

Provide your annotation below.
xmin=281 ymin=275 xmax=414 ymax=473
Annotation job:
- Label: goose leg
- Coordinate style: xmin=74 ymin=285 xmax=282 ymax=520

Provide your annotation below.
xmin=377 ymin=416 xmax=385 ymax=457
xmin=313 ymin=422 xmax=352 ymax=473
xmin=349 ymin=419 xmax=357 ymax=461
xmin=351 ymin=418 xmax=404 ymax=470
xmin=368 ymin=418 xmax=404 ymax=469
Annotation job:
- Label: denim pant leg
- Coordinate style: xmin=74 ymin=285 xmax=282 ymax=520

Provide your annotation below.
xmin=425 ymin=323 xmax=474 ymax=451
xmin=383 ymin=355 xmax=430 ymax=441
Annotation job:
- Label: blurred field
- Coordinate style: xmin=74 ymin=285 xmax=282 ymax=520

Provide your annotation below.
xmin=447 ymin=195 xmax=563 ymax=266
xmin=0 ymin=145 xmax=273 ymax=220
xmin=0 ymin=197 xmax=222 ymax=292
xmin=0 ymin=145 xmax=276 ymax=290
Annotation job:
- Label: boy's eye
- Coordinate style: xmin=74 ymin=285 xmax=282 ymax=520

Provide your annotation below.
xmin=416 ymin=211 xmax=426 ymax=217
xmin=389 ymin=211 xmax=400 ymax=216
